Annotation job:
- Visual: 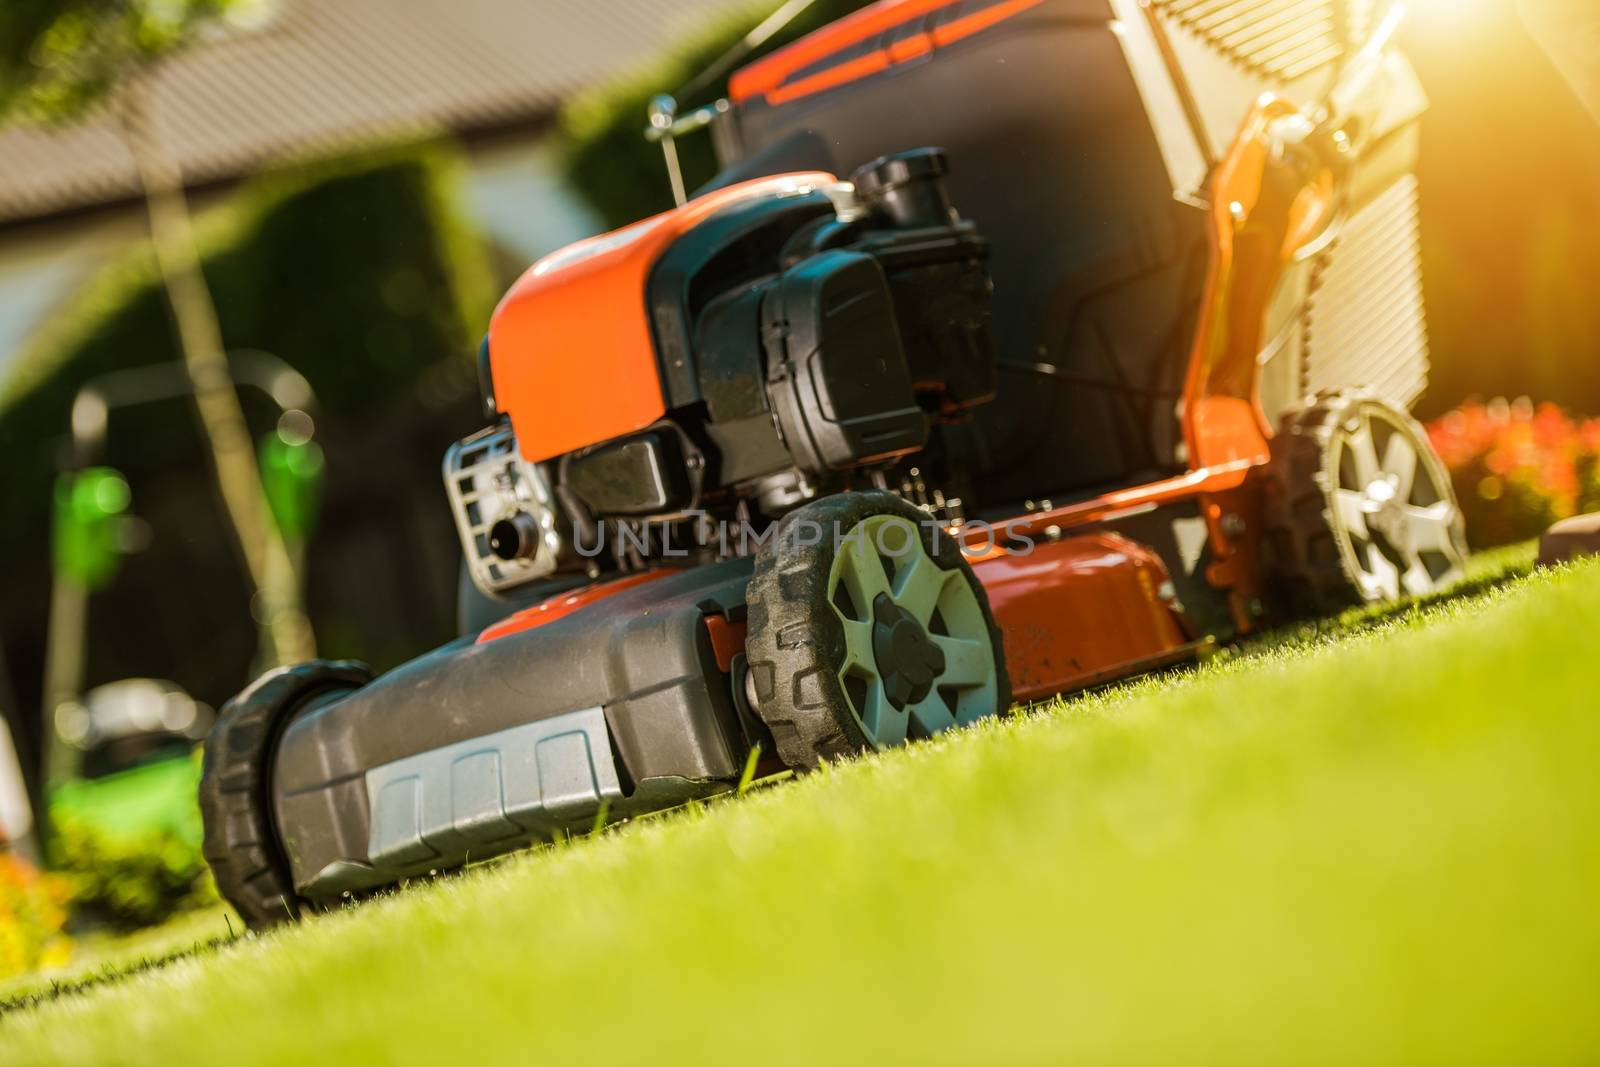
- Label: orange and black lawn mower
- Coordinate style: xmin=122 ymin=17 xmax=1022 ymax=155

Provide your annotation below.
xmin=201 ymin=0 xmax=1467 ymax=927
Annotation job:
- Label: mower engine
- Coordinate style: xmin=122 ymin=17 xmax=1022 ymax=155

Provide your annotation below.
xmin=447 ymin=149 xmax=995 ymax=597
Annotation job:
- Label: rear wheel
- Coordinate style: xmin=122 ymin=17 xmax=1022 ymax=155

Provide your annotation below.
xmin=745 ymin=491 xmax=1009 ymax=769
xmin=1268 ymin=392 xmax=1467 ymax=615
xmin=199 ymin=660 xmax=371 ymax=929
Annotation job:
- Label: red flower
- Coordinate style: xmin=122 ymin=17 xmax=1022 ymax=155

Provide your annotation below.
xmin=1426 ymin=398 xmax=1599 ymax=548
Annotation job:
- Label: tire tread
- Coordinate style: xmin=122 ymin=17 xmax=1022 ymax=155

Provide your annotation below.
xmin=198 ymin=660 xmax=370 ymax=929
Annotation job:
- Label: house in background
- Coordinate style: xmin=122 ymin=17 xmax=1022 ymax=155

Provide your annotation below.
xmin=0 ymin=0 xmax=753 ymax=387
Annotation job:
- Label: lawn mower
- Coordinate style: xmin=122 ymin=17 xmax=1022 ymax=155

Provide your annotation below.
xmin=201 ymin=0 xmax=1468 ymax=927
xmin=50 ymin=679 xmax=212 ymax=849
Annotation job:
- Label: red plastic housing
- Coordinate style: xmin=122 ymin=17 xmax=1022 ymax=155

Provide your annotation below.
xmin=488 ymin=173 xmax=836 ymax=464
xmin=970 ymin=533 xmax=1190 ymax=702
xmin=730 ymin=0 xmax=1046 ymax=107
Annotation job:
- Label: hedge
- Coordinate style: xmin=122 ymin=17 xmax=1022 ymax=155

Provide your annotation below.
xmin=558 ymin=0 xmax=869 ymax=230
xmin=45 ymin=750 xmax=215 ymax=931
xmin=0 ymin=138 xmax=495 ymax=556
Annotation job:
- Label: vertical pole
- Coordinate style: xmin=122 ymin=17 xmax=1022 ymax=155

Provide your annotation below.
xmin=662 ymin=134 xmax=688 ymax=207
xmin=117 ymin=75 xmax=315 ymax=668
xmin=648 ymin=95 xmax=689 ymax=207
xmin=40 ymin=576 xmax=88 ymax=790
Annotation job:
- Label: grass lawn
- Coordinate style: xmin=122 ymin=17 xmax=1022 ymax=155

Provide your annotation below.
xmin=0 ymin=905 xmax=237 ymax=1006
xmin=2 ymin=549 xmax=1597 ymax=1065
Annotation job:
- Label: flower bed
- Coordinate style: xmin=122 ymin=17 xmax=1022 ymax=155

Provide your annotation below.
xmin=1427 ymin=399 xmax=1600 ymax=547
xmin=0 ymin=853 xmax=71 ymax=980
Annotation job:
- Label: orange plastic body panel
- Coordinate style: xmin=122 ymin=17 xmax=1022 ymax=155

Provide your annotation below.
xmin=971 ymin=533 xmax=1189 ymax=702
xmin=704 ymin=614 xmax=749 ymax=673
xmin=1170 ymin=93 xmax=1343 ymax=629
xmin=489 ymin=172 xmax=836 ymax=464
xmin=959 ymin=457 xmax=1268 ymax=636
xmin=1181 ymin=95 xmax=1340 ymax=472
xmin=731 ymin=0 xmax=1045 ymax=107
xmin=475 ymin=570 xmax=675 ymax=645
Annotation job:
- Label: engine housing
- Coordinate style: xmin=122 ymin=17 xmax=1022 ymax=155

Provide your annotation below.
xmin=452 ymin=149 xmax=996 ymax=595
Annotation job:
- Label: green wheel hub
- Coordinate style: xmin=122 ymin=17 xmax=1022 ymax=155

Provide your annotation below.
xmin=826 ymin=514 xmax=998 ymax=748
xmin=871 ymin=593 xmax=945 ymax=708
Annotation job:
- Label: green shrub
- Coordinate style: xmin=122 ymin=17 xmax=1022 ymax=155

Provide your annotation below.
xmin=558 ymin=0 xmax=868 ymax=230
xmin=49 ymin=817 xmax=217 ymax=932
xmin=45 ymin=750 xmax=216 ymax=932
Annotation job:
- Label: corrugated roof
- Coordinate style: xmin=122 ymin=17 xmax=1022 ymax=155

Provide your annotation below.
xmin=0 ymin=0 xmax=755 ymax=225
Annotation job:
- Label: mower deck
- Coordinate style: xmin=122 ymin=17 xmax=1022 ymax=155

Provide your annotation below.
xmin=273 ymin=559 xmax=756 ymax=898
xmin=273 ymin=477 xmax=1237 ymax=903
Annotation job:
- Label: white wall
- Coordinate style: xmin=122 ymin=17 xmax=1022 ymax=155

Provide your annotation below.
xmin=461 ymin=136 xmax=606 ymax=269
xmin=0 ymin=212 xmax=144 ymax=391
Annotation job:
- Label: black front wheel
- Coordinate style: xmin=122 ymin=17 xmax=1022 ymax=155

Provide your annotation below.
xmin=744 ymin=492 xmax=1010 ymax=770
xmin=199 ymin=660 xmax=371 ymax=929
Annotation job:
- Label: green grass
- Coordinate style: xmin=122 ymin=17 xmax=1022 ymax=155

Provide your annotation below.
xmin=3 ymin=550 xmax=1598 ymax=1065
xmin=0 ymin=905 xmax=238 ymax=1007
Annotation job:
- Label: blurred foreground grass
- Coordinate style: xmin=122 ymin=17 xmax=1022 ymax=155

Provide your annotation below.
xmin=3 ymin=545 xmax=1597 ymax=1064
xmin=0 ymin=905 xmax=235 ymax=1006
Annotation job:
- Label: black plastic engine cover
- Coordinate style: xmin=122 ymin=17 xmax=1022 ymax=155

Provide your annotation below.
xmin=713 ymin=0 xmax=1200 ymax=505
xmin=761 ymin=250 xmax=928 ymax=473
xmin=848 ymin=226 xmax=994 ymax=413
xmin=565 ymin=427 xmax=694 ymax=516
xmin=650 ymin=192 xmax=836 ymax=410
